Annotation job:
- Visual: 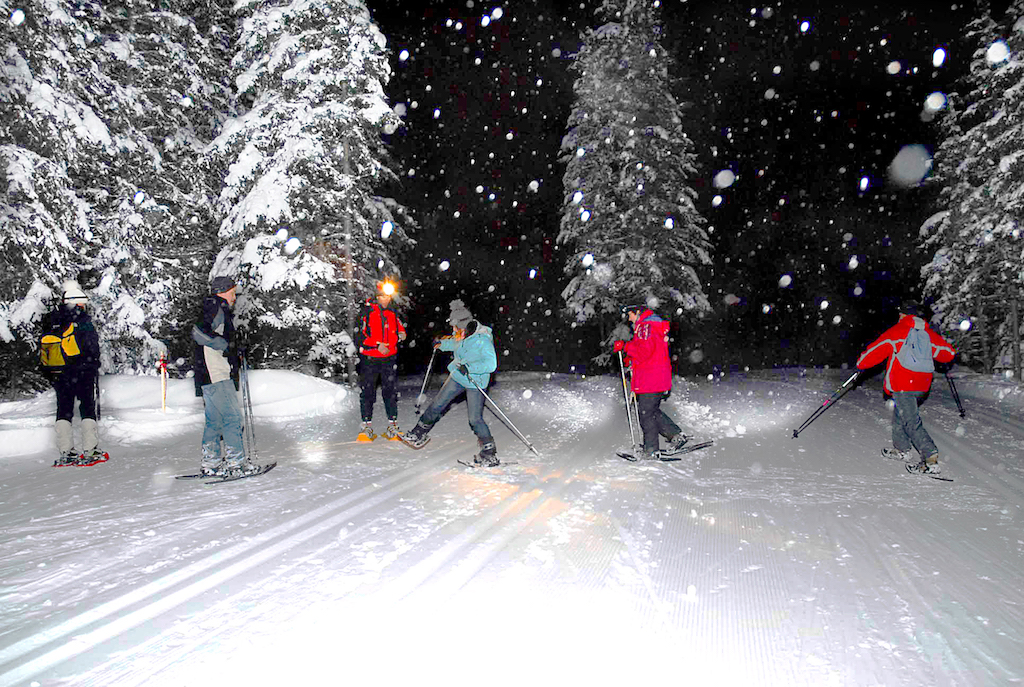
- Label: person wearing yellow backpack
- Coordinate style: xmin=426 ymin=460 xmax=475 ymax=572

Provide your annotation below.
xmin=42 ymin=280 xmax=103 ymax=466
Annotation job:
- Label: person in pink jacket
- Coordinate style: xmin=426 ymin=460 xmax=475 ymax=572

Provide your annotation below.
xmin=613 ymin=304 xmax=690 ymax=459
xmin=856 ymin=301 xmax=956 ymax=474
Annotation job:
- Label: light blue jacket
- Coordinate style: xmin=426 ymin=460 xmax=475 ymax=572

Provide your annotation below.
xmin=439 ymin=323 xmax=497 ymax=389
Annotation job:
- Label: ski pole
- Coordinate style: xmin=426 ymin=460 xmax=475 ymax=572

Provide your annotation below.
xmin=159 ymin=354 xmax=168 ymax=412
xmin=464 ymin=374 xmax=541 ymax=456
xmin=241 ymin=354 xmax=258 ymax=460
xmin=415 ymin=348 xmax=438 ymax=415
xmin=792 ymin=371 xmax=860 ymax=438
xmin=946 ymin=372 xmax=965 ymax=418
xmin=618 ymin=351 xmax=640 ymax=451
xmin=95 ymin=373 xmax=101 ymax=422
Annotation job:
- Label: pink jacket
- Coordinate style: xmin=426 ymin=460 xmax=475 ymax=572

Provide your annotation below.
xmin=623 ymin=309 xmax=673 ymax=394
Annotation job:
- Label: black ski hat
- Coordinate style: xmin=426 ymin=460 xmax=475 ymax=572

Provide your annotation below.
xmin=211 ymin=275 xmax=236 ymax=294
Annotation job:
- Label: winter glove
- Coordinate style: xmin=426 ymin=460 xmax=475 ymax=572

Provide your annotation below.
xmin=456 ymin=364 xmax=470 ymax=377
xmin=612 ymin=340 xmax=626 ymax=353
xmin=207 ymin=336 xmax=229 ymax=352
xmin=377 ymin=342 xmax=391 ymax=355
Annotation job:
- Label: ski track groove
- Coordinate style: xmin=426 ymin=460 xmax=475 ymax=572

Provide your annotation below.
xmin=0 ymin=452 xmax=456 ymax=687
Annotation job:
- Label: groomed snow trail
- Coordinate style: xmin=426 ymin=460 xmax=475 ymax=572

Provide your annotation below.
xmin=0 ymin=369 xmax=1021 ymax=685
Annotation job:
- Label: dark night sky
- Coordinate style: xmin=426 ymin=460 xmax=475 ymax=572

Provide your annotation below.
xmin=368 ymin=0 xmax=1006 ymax=372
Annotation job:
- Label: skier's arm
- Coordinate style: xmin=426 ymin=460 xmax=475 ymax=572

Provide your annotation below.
xmin=929 ymin=330 xmax=956 ymax=365
xmin=192 ymin=300 xmax=228 ymax=351
xmin=623 ymin=326 xmax=656 ymax=364
xmin=455 ymin=337 xmax=497 ymax=374
xmin=856 ymin=327 xmax=898 ymax=370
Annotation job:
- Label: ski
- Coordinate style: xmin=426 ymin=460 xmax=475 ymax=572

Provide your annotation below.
xmin=616 ymin=440 xmax=713 ymax=463
xmin=457 ymin=459 xmax=517 ymax=469
xmin=175 ymin=462 xmax=277 ymax=483
xmin=204 ymin=462 xmax=277 ymax=484
xmin=395 ymin=433 xmax=431 ymax=450
xmin=54 ymin=452 xmax=110 ymax=468
xmin=660 ymin=440 xmax=714 ymax=458
xmin=905 ymin=464 xmax=953 ymax=482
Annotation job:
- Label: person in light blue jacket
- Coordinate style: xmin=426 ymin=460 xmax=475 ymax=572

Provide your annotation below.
xmin=400 ymin=300 xmax=500 ymax=466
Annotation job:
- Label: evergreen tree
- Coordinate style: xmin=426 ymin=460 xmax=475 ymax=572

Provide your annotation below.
xmin=1 ymin=0 xmax=234 ymax=380
xmin=80 ymin=0 xmax=235 ymax=372
xmin=209 ymin=0 xmax=413 ymax=371
xmin=922 ymin=1 xmax=1024 ymax=372
xmin=557 ymin=0 xmax=711 ymax=329
xmin=1 ymin=2 xmax=111 ymax=389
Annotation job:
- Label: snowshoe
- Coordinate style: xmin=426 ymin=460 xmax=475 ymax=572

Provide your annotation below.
xmin=53 ymin=450 xmax=81 ymax=467
xmin=77 ymin=449 xmax=110 ymax=466
xmin=881 ymin=447 xmax=914 ymax=462
xmin=382 ymin=421 xmax=402 ymax=441
xmin=356 ymin=422 xmax=377 ymax=443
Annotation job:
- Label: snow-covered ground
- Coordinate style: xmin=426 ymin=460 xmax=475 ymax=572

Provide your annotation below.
xmin=1 ymin=367 xmax=1022 ymax=686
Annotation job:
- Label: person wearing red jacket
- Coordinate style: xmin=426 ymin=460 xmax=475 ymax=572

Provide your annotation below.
xmin=613 ymin=303 xmax=690 ymax=459
xmin=357 ymin=281 xmax=406 ymax=441
xmin=856 ymin=301 xmax=956 ymax=474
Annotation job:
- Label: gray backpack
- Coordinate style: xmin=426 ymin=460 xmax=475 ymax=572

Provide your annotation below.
xmin=896 ymin=323 xmax=935 ymax=373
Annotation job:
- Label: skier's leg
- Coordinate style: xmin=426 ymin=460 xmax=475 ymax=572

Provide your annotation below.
xmin=76 ymin=372 xmax=97 ymax=420
xmin=214 ymin=380 xmax=246 ymax=466
xmin=890 ymin=392 xmax=916 ymax=453
xmin=635 ymin=392 xmax=661 ymax=454
xmin=418 ymin=376 xmax=463 ymax=429
xmin=894 ymin=391 xmax=937 ymax=459
xmin=54 ymin=375 xmax=75 ymax=423
xmin=201 ymin=382 xmax=227 ymax=469
xmin=654 ymin=392 xmax=682 ymax=438
xmin=381 ymin=357 xmax=399 ymax=422
xmin=465 ymin=388 xmax=493 ymax=444
xmin=358 ymin=356 xmax=380 ymax=423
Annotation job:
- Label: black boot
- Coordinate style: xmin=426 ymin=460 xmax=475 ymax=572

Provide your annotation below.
xmin=401 ymin=423 xmax=431 ymax=449
xmin=473 ymin=441 xmax=499 ymax=467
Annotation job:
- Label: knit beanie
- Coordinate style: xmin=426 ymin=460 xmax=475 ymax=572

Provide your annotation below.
xmin=62 ymin=280 xmax=88 ymax=304
xmin=211 ymin=275 xmax=236 ymax=294
xmin=447 ymin=299 xmax=473 ymax=328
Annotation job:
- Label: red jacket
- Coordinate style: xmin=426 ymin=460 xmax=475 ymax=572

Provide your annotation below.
xmin=359 ymin=301 xmax=405 ymax=359
xmin=623 ymin=309 xmax=673 ymax=394
xmin=856 ymin=314 xmax=955 ymax=393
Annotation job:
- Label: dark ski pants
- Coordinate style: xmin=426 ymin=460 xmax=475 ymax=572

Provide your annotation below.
xmin=359 ymin=355 xmax=398 ymax=423
xmin=54 ymin=370 xmax=97 ymax=422
xmin=892 ymin=390 xmax=938 ymax=459
xmin=418 ymin=375 xmax=493 ymax=444
xmin=636 ymin=391 xmax=681 ymax=454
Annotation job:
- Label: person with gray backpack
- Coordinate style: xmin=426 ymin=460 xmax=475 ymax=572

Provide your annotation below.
xmin=856 ymin=301 xmax=956 ymax=474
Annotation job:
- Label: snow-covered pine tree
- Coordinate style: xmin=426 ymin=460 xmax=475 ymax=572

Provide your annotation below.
xmin=1 ymin=2 xmax=114 ymax=390
xmin=557 ymin=0 xmax=711 ymax=329
xmin=922 ymin=1 xmax=1024 ymax=372
xmin=75 ymin=0 xmax=235 ymax=373
xmin=1 ymin=1 xmax=235 ymax=383
xmin=209 ymin=0 xmax=413 ymax=372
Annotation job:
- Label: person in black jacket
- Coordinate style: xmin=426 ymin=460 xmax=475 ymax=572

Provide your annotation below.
xmin=46 ymin=280 xmax=103 ymax=465
xmin=192 ymin=275 xmax=251 ymax=477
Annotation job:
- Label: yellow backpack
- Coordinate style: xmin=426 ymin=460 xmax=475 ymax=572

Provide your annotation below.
xmin=40 ymin=323 xmax=82 ymax=372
